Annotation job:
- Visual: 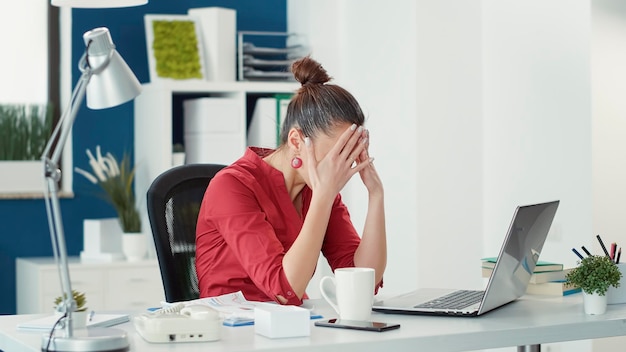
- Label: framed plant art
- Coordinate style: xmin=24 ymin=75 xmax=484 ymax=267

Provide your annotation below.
xmin=144 ymin=14 xmax=206 ymax=82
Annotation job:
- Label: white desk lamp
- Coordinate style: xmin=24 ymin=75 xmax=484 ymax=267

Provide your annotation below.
xmin=40 ymin=27 xmax=142 ymax=352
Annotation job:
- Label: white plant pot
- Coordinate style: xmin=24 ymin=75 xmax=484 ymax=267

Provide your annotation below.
xmin=72 ymin=310 xmax=88 ymax=329
xmin=0 ymin=161 xmax=45 ymax=194
xmin=583 ymin=291 xmax=608 ymax=315
xmin=54 ymin=310 xmax=88 ymax=329
xmin=122 ymin=233 xmax=148 ymax=262
xmin=172 ymin=152 xmax=186 ymax=167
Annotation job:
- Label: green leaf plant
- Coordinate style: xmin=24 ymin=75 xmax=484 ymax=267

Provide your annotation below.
xmin=566 ymin=255 xmax=622 ymax=296
xmin=0 ymin=103 xmax=53 ymax=160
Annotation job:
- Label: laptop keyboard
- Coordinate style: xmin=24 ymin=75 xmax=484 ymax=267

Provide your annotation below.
xmin=414 ymin=290 xmax=484 ymax=310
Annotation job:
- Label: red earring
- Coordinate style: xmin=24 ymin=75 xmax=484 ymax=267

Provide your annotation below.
xmin=291 ymin=157 xmax=302 ymax=169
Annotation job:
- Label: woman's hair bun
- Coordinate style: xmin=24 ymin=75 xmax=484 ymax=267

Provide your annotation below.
xmin=291 ymin=56 xmax=331 ymax=86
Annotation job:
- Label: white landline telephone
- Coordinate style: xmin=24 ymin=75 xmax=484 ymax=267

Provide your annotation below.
xmin=133 ymin=303 xmax=221 ymax=343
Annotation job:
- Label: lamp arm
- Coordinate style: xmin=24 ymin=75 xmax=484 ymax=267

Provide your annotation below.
xmin=40 ymin=60 xmax=92 ymax=338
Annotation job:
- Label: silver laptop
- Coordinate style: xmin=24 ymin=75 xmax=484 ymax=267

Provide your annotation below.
xmin=373 ymin=200 xmax=560 ymax=317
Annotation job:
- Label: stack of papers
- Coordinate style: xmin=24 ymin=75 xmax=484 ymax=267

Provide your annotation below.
xmin=164 ymin=291 xmax=322 ymax=326
xmin=17 ymin=313 xmax=129 ymax=332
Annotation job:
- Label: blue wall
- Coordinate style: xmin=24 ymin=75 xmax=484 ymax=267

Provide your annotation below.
xmin=0 ymin=0 xmax=286 ymax=315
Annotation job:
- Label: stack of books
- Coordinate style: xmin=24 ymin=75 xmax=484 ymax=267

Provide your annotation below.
xmin=481 ymin=257 xmax=580 ymax=296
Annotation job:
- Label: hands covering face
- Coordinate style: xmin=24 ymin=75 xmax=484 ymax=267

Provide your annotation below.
xmin=301 ymin=124 xmax=381 ymax=197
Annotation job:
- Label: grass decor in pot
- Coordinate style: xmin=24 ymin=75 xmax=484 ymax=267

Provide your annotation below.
xmin=54 ymin=289 xmax=88 ymax=312
xmin=566 ymin=255 xmax=622 ymax=296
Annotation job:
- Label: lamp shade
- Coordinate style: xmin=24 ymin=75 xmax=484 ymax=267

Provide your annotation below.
xmin=51 ymin=0 xmax=147 ymax=7
xmin=82 ymin=27 xmax=142 ymax=110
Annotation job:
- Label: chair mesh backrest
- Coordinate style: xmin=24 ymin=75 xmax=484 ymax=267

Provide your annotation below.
xmin=146 ymin=164 xmax=225 ymax=302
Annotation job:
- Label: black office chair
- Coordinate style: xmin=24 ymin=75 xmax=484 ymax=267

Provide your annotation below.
xmin=146 ymin=163 xmax=225 ymax=302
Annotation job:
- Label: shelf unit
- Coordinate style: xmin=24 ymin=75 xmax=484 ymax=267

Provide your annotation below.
xmin=133 ymin=80 xmax=299 ymax=233
xmin=16 ymin=257 xmax=163 ymax=314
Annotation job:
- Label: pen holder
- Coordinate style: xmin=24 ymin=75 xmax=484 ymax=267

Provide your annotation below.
xmin=607 ymin=263 xmax=626 ymax=304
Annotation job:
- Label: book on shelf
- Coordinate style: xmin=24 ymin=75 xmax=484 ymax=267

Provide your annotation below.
xmin=482 ymin=267 xmax=574 ymax=284
xmin=525 ymin=280 xmax=581 ymax=296
xmin=481 ymin=257 xmax=564 ymax=272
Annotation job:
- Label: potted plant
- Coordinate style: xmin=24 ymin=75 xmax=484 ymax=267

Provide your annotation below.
xmin=0 ymin=103 xmax=53 ymax=194
xmin=566 ymin=255 xmax=622 ymax=315
xmin=54 ymin=289 xmax=89 ymax=328
xmin=75 ymin=146 xmax=147 ymax=261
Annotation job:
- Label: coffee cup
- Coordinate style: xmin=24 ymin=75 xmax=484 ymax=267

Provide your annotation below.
xmin=319 ymin=267 xmax=375 ymax=321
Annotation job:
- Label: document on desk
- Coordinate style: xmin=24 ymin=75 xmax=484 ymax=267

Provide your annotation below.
xmin=16 ymin=313 xmax=129 ymax=332
xmin=165 ymin=291 xmax=321 ymax=326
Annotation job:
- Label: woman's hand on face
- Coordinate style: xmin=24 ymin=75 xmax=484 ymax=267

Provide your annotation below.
xmin=356 ymin=129 xmax=383 ymax=195
xmin=302 ymin=124 xmax=372 ymax=199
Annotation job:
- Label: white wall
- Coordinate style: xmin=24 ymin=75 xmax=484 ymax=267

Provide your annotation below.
xmin=0 ymin=2 xmax=48 ymax=103
xmin=482 ymin=1 xmax=591 ymax=270
xmin=290 ymin=1 xmax=593 ymax=351
xmin=591 ymin=0 xmax=626 ymax=350
xmin=289 ymin=0 xmax=420 ymax=297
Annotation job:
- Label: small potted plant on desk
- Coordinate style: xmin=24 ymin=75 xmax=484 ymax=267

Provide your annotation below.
xmin=54 ymin=289 xmax=89 ymax=328
xmin=566 ymin=255 xmax=622 ymax=315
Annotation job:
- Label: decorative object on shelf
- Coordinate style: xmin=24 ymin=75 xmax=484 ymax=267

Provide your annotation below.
xmin=40 ymin=24 xmax=142 ymax=351
xmin=122 ymin=232 xmax=148 ymax=262
xmin=54 ymin=290 xmax=88 ymax=329
xmin=144 ymin=14 xmax=206 ymax=82
xmin=0 ymin=103 xmax=53 ymax=194
xmin=80 ymin=218 xmax=124 ymax=262
xmin=172 ymin=143 xmax=185 ymax=167
xmin=566 ymin=255 xmax=622 ymax=315
xmin=237 ymin=31 xmax=308 ymax=81
xmin=183 ymin=97 xmax=243 ymax=165
xmin=188 ymin=7 xmax=236 ymax=82
xmin=75 ymin=146 xmax=141 ymax=233
xmin=75 ymin=146 xmax=147 ymax=262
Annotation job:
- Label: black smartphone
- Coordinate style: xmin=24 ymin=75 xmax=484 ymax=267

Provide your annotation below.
xmin=314 ymin=319 xmax=400 ymax=332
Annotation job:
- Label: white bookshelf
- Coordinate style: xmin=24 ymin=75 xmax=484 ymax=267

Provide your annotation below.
xmin=133 ymin=80 xmax=298 ymax=238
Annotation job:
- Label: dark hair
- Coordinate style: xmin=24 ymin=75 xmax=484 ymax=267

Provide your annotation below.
xmin=279 ymin=56 xmax=365 ymax=144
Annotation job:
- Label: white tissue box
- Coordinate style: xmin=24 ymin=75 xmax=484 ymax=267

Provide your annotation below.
xmin=254 ymin=303 xmax=310 ymax=338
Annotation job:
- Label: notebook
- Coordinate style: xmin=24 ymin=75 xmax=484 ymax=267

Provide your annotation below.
xmin=17 ymin=313 xmax=129 ymax=332
xmin=373 ymin=200 xmax=560 ymax=317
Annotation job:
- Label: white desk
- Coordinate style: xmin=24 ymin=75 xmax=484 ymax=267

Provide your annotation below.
xmin=2 ymin=292 xmax=626 ymax=352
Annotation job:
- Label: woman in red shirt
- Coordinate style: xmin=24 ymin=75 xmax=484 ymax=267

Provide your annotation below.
xmin=195 ymin=56 xmax=386 ymax=305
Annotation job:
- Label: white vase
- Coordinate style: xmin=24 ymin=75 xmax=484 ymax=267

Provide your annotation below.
xmin=55 ymin=310 xmax=88 ymax=329
xmin=172 ymin=152 xmax=185 ymax=167
xmin=122 ymin=233 xmax=147 ymax=262
xmin=582 ymin=290 xmax=608 ymax=315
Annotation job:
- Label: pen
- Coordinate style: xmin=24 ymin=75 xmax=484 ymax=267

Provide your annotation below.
xmin=616 ymin=248 xmax=622 ymax=264
xmin=610 ymin=242 xmax=617 ymax=260
xmin=581 ymin=246 xmax=592 ymax=257
xmin=597 ymin=235 xmax=611 ymax=257
xmin=571 ymin=248 xmax=584 ymax=260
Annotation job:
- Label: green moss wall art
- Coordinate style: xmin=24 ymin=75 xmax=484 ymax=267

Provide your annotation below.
xmin=144 ymin=14 xmax=206 ymax=81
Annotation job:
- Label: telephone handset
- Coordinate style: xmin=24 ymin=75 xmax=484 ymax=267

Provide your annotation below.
xmin=133 ymin=303 xmax=221 ymax=343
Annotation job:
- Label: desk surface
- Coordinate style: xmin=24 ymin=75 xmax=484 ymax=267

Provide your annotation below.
xmin=2 ymin=291 xmax=626 ymax=352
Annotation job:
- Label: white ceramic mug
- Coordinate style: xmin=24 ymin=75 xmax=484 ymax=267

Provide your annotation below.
xmin=319 ymin=267 xmax=375 ymax=321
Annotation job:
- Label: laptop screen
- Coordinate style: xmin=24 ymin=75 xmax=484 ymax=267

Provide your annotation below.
xmin=479 ymin=200 xmax=560 ymax=315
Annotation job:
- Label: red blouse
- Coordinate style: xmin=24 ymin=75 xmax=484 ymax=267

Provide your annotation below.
xmin=195 ymin=147 xmax=363 ymax=305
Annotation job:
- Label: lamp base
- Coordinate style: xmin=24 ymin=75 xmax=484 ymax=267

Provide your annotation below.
xmin=41 ymin=327 xmax=129 ymax=352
